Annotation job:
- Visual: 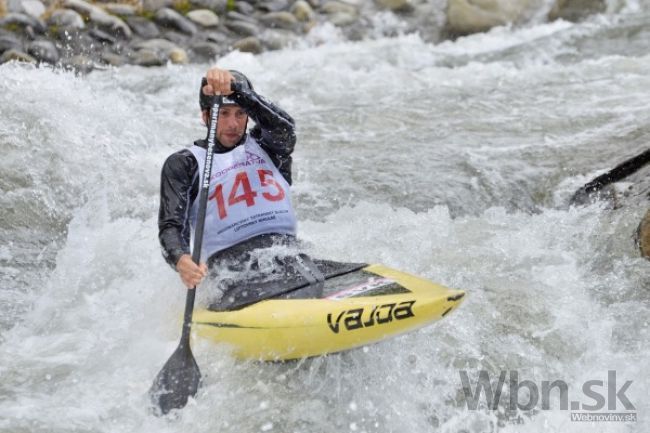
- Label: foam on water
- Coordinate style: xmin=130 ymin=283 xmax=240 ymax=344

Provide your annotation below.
xmin=1 ymin=6 xmax=649 ymax=432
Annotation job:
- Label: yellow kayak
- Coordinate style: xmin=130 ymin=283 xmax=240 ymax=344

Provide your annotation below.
xmin=192 ymin=263 xmax=465 ymax=361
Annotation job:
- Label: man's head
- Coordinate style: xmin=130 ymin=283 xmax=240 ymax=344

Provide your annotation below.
xmin=200 ymin=70 xmax=253 ymax=148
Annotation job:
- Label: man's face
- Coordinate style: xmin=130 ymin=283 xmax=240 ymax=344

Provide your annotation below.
xmin=213 ymin=105 xmax=248 ymax=148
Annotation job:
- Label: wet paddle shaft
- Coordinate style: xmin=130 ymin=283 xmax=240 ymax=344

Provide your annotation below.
xmin=150 ymin=82 xmax=235 ymax=415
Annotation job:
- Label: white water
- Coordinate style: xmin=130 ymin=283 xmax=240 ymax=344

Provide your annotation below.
xmin=1 ymin=8 xmax=649 ymax=433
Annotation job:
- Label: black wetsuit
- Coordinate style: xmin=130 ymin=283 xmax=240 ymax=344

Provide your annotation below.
xmin=158 ymin=86 xmax=296 ymax=269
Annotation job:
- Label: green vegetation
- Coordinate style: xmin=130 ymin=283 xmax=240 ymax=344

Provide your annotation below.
xmin=227 ymin=0 xmax=236 ymax=12
xmin=173 ymin=0 xmax=193 ymax=15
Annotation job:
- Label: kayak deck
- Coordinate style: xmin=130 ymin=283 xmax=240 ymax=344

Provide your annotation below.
xmin=192 ymin=263 xmax=465 ymax=360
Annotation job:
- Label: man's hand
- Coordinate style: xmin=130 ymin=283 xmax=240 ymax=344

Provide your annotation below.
xmin=176 ymin=254 xmax=208 ymax=289
xmin=203 ymin=67 xmax=234 ymax=96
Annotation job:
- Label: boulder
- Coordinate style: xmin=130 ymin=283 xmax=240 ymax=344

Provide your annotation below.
xmin=235 ymin=1 xmax=254 ymax=14
xmin=186 ymin=9 xmax=219 ymax=27
xmin=100 ymin=51 xmax=126 ymax=66
xmin=20 ymin=0 xmax=45 ymax=19
xmin=375 ymin=0 xmax=412 ymax=12
xmin=291 ymin=0 xmax=315 ymax=22
xmin=258 ymin=0 xmax=289 ymax=12
xmin=0 ymin=30 xmax=21 ymax=53
xmin=0 ymin=48 xmax=36 ymax=62
xmin=154 ymin=8 xmax=197 ymax=35
xmin=27 ymin=39 xmax=58 ymax=63
xmin=445 ymin=0 xmax=533 ymax=36
xmin=89 ymin=27 xmax=116 ymax=44
xmin=133 ymin=48 xmax=166 ymax=66
xmin=260 ymin=11 xmax=297 ymax=30
xmin=102 ymin=3 xmax=137 ymax=16
xmin=328 ymin=11 xmax=357 ymax=26
xmin=232 ymin=35 xmax=262 ymax=53
xmin=48 ymin=9 xmax=85 ymax=30
xmin=320 ymin=1 xmax=357 ymax=15
xmin=189 ymin=40 xmax=220 ymax=60
xmin=125 ymin=16 xmax=160 ymax=38
xmin=63 ymin=0 xmax=132 ymax=38
xmin=548 ymin=0 xmax=605 ymax=21
xmin=142 ymin=0 xmax=174 ymax=13
xmin=225 ymin=19 xmax=259 ymax=36
xmin=132 ymin=37 xmax=179 ymax=54
xmin=168 ymin=47 xmax=187 ymax=63
xmin=225 ymin=11 xmax=257 ymax=24
xmin=0 ymin=12 xmax=45 ymax=34
xmin=636 ymin=210 xmax=650 ymax=259
xmin=189 ymin=0 xmax=227 ymax=13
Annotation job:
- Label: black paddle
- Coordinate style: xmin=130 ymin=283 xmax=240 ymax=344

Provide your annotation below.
xmin=149 ymin=83 xmax=230 ymax=416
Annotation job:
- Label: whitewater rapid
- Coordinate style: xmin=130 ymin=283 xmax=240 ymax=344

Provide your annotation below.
xmin=1 ymin=8 xmax=649 ymax=433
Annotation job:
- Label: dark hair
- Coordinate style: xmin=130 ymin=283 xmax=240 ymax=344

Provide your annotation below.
xmin=199 ymin=70 xmax=253 ymax=111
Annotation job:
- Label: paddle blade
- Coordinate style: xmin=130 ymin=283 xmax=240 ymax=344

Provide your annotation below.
xmin=149 ymin=343 xmax=201 ymax=416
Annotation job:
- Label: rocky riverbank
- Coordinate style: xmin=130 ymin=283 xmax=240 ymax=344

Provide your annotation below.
xmin=0 ymin=0 xmax=607 ymax=71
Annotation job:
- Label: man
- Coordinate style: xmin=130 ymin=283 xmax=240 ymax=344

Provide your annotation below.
xmin=158 ymin=67 xmax=298 ymax=290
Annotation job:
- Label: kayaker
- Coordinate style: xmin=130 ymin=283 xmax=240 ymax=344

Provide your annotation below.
xmin=158 ymin=67 xmax=299 ymax=290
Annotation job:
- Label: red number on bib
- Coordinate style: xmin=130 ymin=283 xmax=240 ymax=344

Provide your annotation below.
xmin=210 ymin=170 xmax=285 ymax=220
xmin=258 ymin=169 xmax=285 ymax=201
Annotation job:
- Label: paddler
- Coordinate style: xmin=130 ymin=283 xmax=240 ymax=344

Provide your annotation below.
xmin=158 ymin=67 xmax=299 ymax=291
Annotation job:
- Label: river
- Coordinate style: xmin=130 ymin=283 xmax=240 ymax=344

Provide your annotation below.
xmin=0 ymin=5 xmax=648 ymax=432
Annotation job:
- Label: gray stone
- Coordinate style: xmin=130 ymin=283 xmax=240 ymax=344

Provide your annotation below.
xmin=260 ymin=11 xmax=297 ymax=30
xmin=0 ymin=48 xmax=36 ymax=63
xmin=102 ymin=3 xmax=137 ymax=16
xmin=321 ymin=1 xmax=358 ymax=15
xmin=63 ymin=0 xmax=132 ymax=38
xmin=132 ymin=37 xmax=179 ymax=54
xmin=445 ymin=0 xmax=533 ymax=36
xmin=257 ymin=0 xmax=288 ymax=12
xmin=0 ymin=12 xmax=46 ymax=33
xmin=89 ymin=27 xmax=116 ymax=44
xmin=125 ymin=16 xmax=160 ymax=39
xmin=189 ymin=0 xmax=227 ymax=13
xmin=375 ymin=0 xmax=412 ymax=12
xmin=133 ymin=48 xmax=166 ymax=66
xmin=328 ymin=11 xmax=357 ymax=26
xmin=154 ymin=8 xmax=197 ymax=35
xmin=27 ymin=39 xmax=58 ymax=63
xmin=21 ymin=0 xmax=45 ymax=19
xmin=161 ymin=29 xmax=189 ymax=45
xmin=142 ymin=0 xmax=174 ymax=13
xmin=168 ymin=47 xmax=188 ymax=64
xmin=291 ymin=1 xmax=315 ymax=22
xmin=0 ymin=32 xmax=21 ymax=54
xmin=235 ymin=1 xmax=254 ymax=14
xmin=48 ymin=9 xmax=85 ymax=30
xmin=225 ymin=11 xmax=257 ymax=24
xmin=100 ymin=51 xmax=125 ymax=66
xmin=186 ymin=9 xmax=219 ymax=27
xmin=548 ymin=0 xmax=605 ymax=21
xmin=225 ymin=20 xmax=259 ymax=37
xmin=232 ymin=36 xmax=262 ymax=53
xmin=190 ymin=40 xmax=221 ymax=60
xmin=205 ymin=31 xmax=228 ymax=44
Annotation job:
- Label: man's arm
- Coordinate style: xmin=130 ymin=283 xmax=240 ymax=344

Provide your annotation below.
xmin=232 ymin=89 xmax=297 ymax=184
xmin=158 ymin=149 xmax=198 ymax=268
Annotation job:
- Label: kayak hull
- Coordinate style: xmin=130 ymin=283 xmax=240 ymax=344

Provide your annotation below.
xmin=192 ymin=264 xmax=464 ymax=360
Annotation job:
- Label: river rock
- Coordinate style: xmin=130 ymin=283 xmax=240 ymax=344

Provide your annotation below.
xmin=48 ymin=9 xmax=85 ymax=30
xmin=232 ymin=36 xmax=262 ymax=53
xmin=89 ymin=27 xmax=116 ymax=44
xmin=20 ymin=0 xmax=45 ymax=19
xmin=225 ymin=20 xmax=259 ymax=36
xmin=375 ymin=0 xmax=412 ymax=12
xmin=328 ymin=11 xmax=357 ymax=26
xmin=0 ymin=12 xmax=45 ymax=34
xmin=100 ymin=51 xmax=125 ymax=66
xmin=169 ymin=47 xmax=188 ymax=63
xmin=260 ymin=11 xmax=297 ymax=30
xmin=142 ymin=0 xmax=174 ymax=13
xmin=235 ymin=1 xmax=254 ymax=14
xmin=190 ymin=0 xmax=227 ymax=13
xmin=63 ymin=0 xmax=132 ymax=38
xmin=132 ymin=37 xmax=179 ymax=54
xmin=226 ymin=11 xmax=258 ymax=24
xmin=258 ymin=0 xmax=289 ymax=12
xmin=321 ymin=1 xmax=358 ymax=15
xmin=133 ymin=48 xmax=166 ymax=66
xmin=187 ymin=9 xmax=219 ymax=27
xmin=102 ymin=3 xmax=137 ymax=16
xmin=548 ymin=0 xmax=605 ymax=21
xmin=161 ymin=29 xmax=189 ymax=45
xmin=636 ymin=210 xmax=650 ymax=259
xmin=155 ymin=8 xmax=197 ymax=35
xmin=189 ymin=40 xmax=220 ymax=60
xmin=445 ymin=0 xmax=532 ymax=36
xmin=0 ymin=31 xmax=21 ymax=53
xmin=27 ymin=39 xmax=58 ymax=63
xmin=291 ymin=0 xmax=315 ymax=21
xmin=205 ymin=30 xmax=227 ymax=44
xmin=125 ymin=16 xmax=160 ymax=39
xmin=0 ymin=48 xmax=36 ymax=62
